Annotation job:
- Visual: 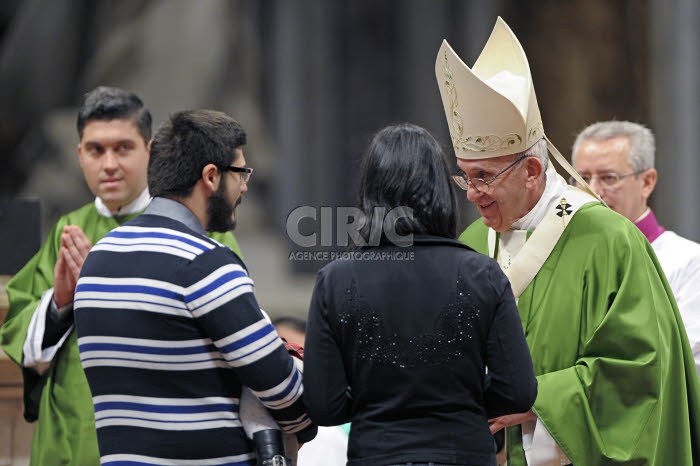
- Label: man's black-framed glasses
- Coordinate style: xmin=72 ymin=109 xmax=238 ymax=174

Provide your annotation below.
xmin=226 ymin=166 xmax=254 ymax=183
xmin=452 ymin=154 xmax=529 ymax=193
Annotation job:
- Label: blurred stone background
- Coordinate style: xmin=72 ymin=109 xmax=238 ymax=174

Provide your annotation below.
xmin=0 ymin=0 xmax=698 ymax=321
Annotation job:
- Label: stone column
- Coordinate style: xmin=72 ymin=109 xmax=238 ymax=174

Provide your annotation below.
xmin=650 ymin=0 xmax=700 ymax=241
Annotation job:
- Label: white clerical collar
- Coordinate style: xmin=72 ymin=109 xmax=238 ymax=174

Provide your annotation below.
xmin=509 ymin=163 xmax=568 ymax=231
xmin=635 ymin=207 xmax=651 ymax=223
xmin=94 ymin=188 xmax=152 ymax=217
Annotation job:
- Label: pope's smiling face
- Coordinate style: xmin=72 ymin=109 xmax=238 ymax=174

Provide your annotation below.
xmin=456 ymin=153 xmax=534 ymax=232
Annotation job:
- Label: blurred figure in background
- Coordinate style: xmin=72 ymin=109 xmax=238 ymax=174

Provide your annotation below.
xmin=272 ymin=315 xmax=349 ymax=466
xmin=0 ymin=87 xmax=241 ymax=466
xmin=304 ymin=123 xmax=537 ymax=465
xmin=273 ymin=315 xmax=308 ymax=347
xmin=572 ymin=120 xmax=700 ymax=376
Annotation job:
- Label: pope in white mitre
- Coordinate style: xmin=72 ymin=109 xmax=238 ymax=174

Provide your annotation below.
xmin=436 ymin=17 xmax=700 ymax=466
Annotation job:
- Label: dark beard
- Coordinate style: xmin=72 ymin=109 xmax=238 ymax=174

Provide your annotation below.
xmin=206 ymin=182 xmax=239 ymax=232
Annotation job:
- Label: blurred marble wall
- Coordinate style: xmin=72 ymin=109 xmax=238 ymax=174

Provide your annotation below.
xmin=1 ymin=0 xmax=698 ymax=268
xmin=0 ymin=0 xmax=271 ymax=233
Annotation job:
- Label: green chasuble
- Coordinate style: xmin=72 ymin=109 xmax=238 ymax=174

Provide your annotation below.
xmin=0 ymin=202 xmax=242 ymax=466
xmin=459 ymin=202 xmax=700 ymax=465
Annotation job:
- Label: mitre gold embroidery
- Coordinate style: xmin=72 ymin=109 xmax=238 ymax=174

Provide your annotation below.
xmin=528 ymin=121 xmax=544 ymax=143
xmin=442 ymin=49 xmax=543 ymax=153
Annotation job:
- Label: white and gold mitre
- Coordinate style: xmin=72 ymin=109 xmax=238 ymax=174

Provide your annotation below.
xmin=435 ymin=17 xmax=544 ymax=160
xmin=434 ymin=17 xmax=601 ymax=201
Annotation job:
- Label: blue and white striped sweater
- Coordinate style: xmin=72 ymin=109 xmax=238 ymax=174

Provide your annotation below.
xmin=74 ymin=215 xmax=313 ymax=464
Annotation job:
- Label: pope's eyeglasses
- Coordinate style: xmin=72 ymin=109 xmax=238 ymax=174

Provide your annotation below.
xmin=452 ymin=154 xmax=529 ymax=193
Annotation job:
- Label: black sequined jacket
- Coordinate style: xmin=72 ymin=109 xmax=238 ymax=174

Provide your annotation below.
xmin=303 ymin=235 xmax=537 ymax=466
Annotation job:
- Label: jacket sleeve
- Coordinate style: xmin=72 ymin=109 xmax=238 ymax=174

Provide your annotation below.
xmin=303 ymin=269 xmax=353 ymax=426
xmin=483 ymin=263 xmax=537 ymax=417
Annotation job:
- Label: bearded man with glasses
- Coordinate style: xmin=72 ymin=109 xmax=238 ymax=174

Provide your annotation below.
xmin=573 ymin=120 xmax=700 ymax=378
xmin=0 ymin=87 xmax=244 ymax=466
xmin=72 ymin=109 xmax=316 ymax=466
xmin=436 ymin=18 xmax=700 ymax=465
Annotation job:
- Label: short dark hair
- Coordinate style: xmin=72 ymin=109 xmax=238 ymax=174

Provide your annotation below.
xmin=77 ymin=86 xmax=152 ymax=143
xmin=148 ymin=109 xmax=247 ymax=198
xmin=356 ymin=123 xmax=457 ymax=245
xmin=271 ymin=316 xmax=307 ymax=334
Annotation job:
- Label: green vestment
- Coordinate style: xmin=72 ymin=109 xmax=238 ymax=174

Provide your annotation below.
xmin=0 ymin=202 xmax=242 ymax=466
xmin=460 ymin=202 xmax=700 ymax=465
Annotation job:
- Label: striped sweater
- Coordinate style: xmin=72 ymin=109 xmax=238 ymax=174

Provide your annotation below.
xmin=74 ymin=213 xmax=314 ymax=466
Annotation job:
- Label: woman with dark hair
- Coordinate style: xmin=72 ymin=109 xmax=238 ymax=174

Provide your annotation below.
xmin=303 ymin=123 xmax=537 ymax=466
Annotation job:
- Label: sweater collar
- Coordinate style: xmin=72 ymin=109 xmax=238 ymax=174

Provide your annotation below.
xmin=145 ymin=197 xmax=207 ymax=236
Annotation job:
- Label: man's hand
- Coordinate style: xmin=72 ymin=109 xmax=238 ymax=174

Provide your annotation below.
xmin=489 ymin=410 xmax=537 ymax=434
xmin=53 ymin=225 xmax=92 ymax=307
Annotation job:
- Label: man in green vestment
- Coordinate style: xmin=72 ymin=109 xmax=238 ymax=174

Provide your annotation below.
xmin=0 ymin=86 xmax=242 ymax=465
xmin=434 ymin=18 xmax=700 ymax=465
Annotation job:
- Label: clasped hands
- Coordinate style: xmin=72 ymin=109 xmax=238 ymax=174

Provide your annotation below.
xmin=53 ymin=225 xmax=92 ymax=308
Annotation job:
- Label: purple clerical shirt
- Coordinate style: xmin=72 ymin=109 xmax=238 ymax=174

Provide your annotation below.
xmin=635 ymin=208 xmax=666 ymax=243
